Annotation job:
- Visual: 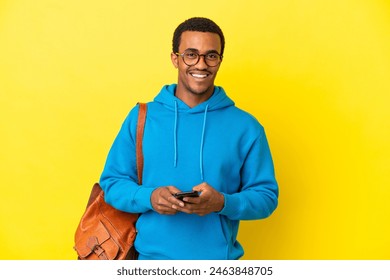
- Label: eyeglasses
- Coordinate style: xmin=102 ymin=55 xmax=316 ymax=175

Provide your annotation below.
xmin=175 ymin=50 xmax=223 ymax=67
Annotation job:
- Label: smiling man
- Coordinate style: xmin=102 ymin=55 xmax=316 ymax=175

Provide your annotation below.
xmin=172 ymin=30 xmax=222 ymax=106
xmin=99 ymin=17 xmax=279 ymax=260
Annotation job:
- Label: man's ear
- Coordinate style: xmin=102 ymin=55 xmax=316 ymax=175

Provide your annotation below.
xmin=171 ymin=52 xmax=178 ymax=68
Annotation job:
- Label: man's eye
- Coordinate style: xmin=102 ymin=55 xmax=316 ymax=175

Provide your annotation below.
xmin=185 ymin=52 xmax=198 ymax=59
xmin=206 ymin=53 xmax=218 ymax=60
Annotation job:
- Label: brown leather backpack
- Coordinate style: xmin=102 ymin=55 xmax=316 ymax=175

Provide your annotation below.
xmin=73 ymin=103 xmax=147 ymax=260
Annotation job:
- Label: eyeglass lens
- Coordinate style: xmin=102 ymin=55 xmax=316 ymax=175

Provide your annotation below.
xmin=182 ymin=51 xmax=221 ymax=67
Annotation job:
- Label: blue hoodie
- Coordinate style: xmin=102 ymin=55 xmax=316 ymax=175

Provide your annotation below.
xmin=100 ymin=84 xmax=278 ymax=259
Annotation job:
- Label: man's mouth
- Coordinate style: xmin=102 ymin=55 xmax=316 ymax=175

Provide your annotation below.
xmin=190 ymin=73 xmax=210 ymax=79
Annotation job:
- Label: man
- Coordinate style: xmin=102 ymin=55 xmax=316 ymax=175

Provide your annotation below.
xmin=100 ymin=17 xmax=278 ymax=260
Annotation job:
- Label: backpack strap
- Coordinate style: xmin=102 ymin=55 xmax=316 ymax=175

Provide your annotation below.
xmin=136 ymin=103 xmax=147 ymax=185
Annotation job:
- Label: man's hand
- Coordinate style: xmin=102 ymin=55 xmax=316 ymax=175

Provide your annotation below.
xmin=151 ymin=186 xmax=184 ymax=215
xmin=174 ymin=182 xmax=225 ymax=216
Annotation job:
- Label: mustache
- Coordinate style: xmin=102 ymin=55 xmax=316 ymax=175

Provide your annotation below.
xmin=187 ymin=68 xmax=212 ymax=75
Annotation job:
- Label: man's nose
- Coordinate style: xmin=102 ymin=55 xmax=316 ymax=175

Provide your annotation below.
xmin=195 ymin=54 xmax=208 ymax=68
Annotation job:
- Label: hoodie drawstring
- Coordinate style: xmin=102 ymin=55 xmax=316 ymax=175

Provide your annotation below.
xmin=173 ymin=100 xmax=178 ymax=167
xmin=173 ymin=102 xmax=208 ymax=182
xmin=199 ymin=104 xmax=209 ymax=181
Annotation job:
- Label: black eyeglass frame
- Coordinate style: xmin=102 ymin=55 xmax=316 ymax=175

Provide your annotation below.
xmin=175 ymin=50 xmax=223 ymax=67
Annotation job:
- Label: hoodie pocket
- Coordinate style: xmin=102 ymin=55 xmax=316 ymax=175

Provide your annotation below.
xmin=135 ymin=211 xmax=234 ymax=259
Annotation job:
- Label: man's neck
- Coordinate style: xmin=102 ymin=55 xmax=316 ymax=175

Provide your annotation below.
xmin=175 ymin=85 xmax=214 ymax=108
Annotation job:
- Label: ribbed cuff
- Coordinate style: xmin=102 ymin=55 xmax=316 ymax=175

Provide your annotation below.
xmin=217 ymin=193 xmax=241 ymax=219
xmin=133 ymin=186 xmax=155 ymax=211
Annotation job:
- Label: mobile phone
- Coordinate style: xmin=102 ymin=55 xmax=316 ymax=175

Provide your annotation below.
xmin=173 ymin=191 xmax=199 ymax=200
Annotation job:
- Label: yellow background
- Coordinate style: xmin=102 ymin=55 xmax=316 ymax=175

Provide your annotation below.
xmin=1 ymin=0 xmax=389 ymax=260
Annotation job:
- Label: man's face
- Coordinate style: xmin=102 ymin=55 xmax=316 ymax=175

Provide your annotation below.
xmin=171 ymin=31 xmax=222 ymax=98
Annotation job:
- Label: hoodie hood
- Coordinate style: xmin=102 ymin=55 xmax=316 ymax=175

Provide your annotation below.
xmin=153 ymin=84 xmax=235 ymax=180
xmin=154 ymin=84 xmax=234 ymax=113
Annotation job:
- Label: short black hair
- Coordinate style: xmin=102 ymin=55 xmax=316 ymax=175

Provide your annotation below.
xmin=172 ymin=17 xmax=225 ymax=56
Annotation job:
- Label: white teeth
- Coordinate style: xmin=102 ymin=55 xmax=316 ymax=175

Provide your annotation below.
xmin=191 ymin=74 xmax=207 ymax=78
